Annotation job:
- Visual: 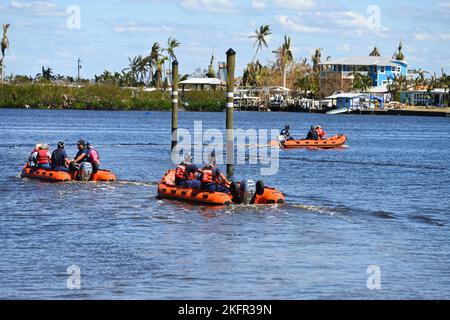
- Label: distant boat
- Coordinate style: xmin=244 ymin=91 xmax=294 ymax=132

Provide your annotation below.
xmin=326 ymin=107 xmax=349 ymax=115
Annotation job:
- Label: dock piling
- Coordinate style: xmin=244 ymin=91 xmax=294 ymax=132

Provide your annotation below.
xmin=226 ymin=48 xmax=236 ymax=178
xmin=171 ymin=60 xmax=179 ymax=152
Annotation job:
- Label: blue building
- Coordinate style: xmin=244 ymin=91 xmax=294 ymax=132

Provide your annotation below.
xmin=319 ymin=56 xmax=408 ymax=95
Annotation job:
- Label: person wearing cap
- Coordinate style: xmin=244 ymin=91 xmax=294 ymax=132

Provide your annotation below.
xmin=175 ymin=153 xmax=201 ymax=189
xmin=73 ymin=139 xmax=90 ymax=164
xmin=86 ymin=142 xmax=100 ymax=173
xmin=200 ymin=151 xmax=230 ymax=193
xmin=51 ymin=141 xmax=70 ymax=172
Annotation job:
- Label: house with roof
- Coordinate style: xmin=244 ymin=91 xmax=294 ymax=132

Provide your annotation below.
xmin=319 ymin=55 xmax=408 ymax=96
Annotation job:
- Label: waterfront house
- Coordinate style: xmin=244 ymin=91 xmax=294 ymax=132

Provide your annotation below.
xmin=399 ymin=88 xmax=449 ymax=107
xmin=319 ymin=56 xmax=408 ymax=96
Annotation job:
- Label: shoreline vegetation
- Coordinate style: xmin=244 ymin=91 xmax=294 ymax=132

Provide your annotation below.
xmin=1 ymin=83 xmax=449 ymax=116
xmin=0 ymin=83 xmax=226 ymax=111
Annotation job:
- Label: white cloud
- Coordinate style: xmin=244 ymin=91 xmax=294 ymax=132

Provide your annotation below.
xmin=276 ymin=15 xmax=325 ymax=34
xmin=251 ymin=0 xmax=266 ymax=10
xmin=337 ymin=44 xmax=351 ymax=52
xmin=181 ymin=0 xmax=236 ymax=13
xmin=437 ymin=2 xmax=450 ymax=10
xmin=273 ymin=0 xmax=315 ymax=9
xmin=438 ymin=33 xmax=450 ymax=40
xmin=111 ymin=21 xmax=174 ymax=34
xmin=414 ymin=33 xmax=432 ymax=41
xmin=10 ymin=0 xmax=65 ymax=16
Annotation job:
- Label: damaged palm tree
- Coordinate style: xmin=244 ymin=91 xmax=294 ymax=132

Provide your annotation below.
xmin=1 ymin=24 xmax=10 ymax=83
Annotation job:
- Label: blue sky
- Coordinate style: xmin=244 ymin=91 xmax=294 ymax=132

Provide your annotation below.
xmin=1 ymin=0 xmax=449 ymax=78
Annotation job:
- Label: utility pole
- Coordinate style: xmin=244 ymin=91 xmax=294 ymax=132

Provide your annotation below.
xmin=77 ymin=58 xmax=82 ymax=82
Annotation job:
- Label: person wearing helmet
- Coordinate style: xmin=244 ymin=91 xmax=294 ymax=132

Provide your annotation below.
xmin=279 ymin=125 xmax=294 ymax=144
xmin=86 ymin=142 xmax=100 ymax=173
xmin=175 ymin=153 xmax=201 ymax=189
xmin=200 ymin=151 xmax=230 ymax=193
xmin=306 ymin=125 xmax=319 ymax=140
xmin=316 ymin=125 xmax=327 ymax=140
xmin=51 ymin=141 xmax=70 ymax=172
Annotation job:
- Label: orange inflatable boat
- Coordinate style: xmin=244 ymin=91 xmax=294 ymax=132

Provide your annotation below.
xmin=21 ymin=164 xmax=117 ymax=182
xmin=282 ymin=134 xmax=347 ymax=149
xmin=157 ymin=170 xmax=285 ymax=206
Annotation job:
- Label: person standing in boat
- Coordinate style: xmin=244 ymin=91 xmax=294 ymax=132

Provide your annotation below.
xmin=200 ymin=152 xmax=230 ymax=193
xmin=51 ymin=141 xmax=70 ymax=172
xmin=175 ymin=153 xmax=201 ymax=189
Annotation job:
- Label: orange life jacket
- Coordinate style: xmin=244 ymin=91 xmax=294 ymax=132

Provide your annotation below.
xmin=201 ymin=165 xmax=214 ymax=184
xmin=175 ymin=164 xmax=187 ymax=180
xmin=317 ymin=128 xmax=326 ymax=138
xmin=37 ymin=149 xmax=50 ymax=165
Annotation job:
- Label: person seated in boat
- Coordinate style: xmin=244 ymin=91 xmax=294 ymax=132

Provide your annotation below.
xmin=306 ymin=126 xmax=319 ymax=140
xmin=200 ymin=152 xmax=230 ymax=193
xmin=70 ymin=139 xmax=90 ymax=171
xmin=279 ymin=125 xmax=294 ymax=145
xmin=86 ymin=142 xmax=100 ymax=174
xmin=175 ymin=153 xmax=201 ymax=189
xmin=51 ymin=141 xmax=70 ymax=172
xmin=30 ymin=143 xmax=51 ymax=169
xmin=316 ymin=125 xmax=327 ymax=140
xmin=27 ymin=144 xmax=40 ymax=168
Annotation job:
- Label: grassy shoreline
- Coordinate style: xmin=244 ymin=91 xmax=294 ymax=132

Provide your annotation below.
xmin=0 ymin=83 xmax=226 ymax=112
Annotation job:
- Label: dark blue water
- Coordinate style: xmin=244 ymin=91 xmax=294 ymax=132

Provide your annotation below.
xmin=0 ymin=108 xmax=449 ymax=299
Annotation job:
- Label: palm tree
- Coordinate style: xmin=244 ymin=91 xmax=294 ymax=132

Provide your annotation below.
xmin=312 ymin=48 xmax=322 ymax=72
xmin=165 ymin=37 xmax=180 ymax=84
xmin=155 ymin=56 xmax=168 ymax=89
xmin=393 ymin=41 xmax=406 ymax=61
xmin=249 ymin=24 xmax=271 ymax=62
xmin=148 ymin=42 xmax=161 ymax=86
xmin=278 ymin=36 xmax=293 ymax=88
xmin=369 ymin=47 xmax=381 ymax=57
xmin=1 ymin=24 xmax=10 ymax=83
xmin=206 ymin=47 xmax=216 ymax=78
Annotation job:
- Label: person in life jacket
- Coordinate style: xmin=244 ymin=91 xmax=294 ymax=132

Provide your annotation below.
xmin=316 ymin=125 xmax=327 ymax=140
xmin=34 ymin=144 xmax=51 ymax=169
xmin=27 ymin=144 xmax=40 ymax=168
xmin=86 ymin=142 xmax=100 ymax=173
xmin=306 ymin=126 xmax=319 ymax=140
xmin=70 ymin=139 xmax=90 ymax=171
xmin=175 ymin=153 xmax=201 ymax=189
xmin=51 ymin=141 xmax=70 ymax=172
xmin=200 ymin=152 xmax=230 ymax=193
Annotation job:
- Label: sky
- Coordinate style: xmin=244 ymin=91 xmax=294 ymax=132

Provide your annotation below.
xmin=1 ymin=0 xmax=449 ymax=79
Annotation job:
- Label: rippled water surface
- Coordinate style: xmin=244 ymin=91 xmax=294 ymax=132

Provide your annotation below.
xmin=0 ymin=108 xmax=449 ymax=299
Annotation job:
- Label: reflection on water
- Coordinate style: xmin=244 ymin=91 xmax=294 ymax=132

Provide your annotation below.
xmin=0 ymin=108 xmax=449 ymax=299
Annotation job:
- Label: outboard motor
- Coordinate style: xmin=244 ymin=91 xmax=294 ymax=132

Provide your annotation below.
xmin=240 ymin=179 xmax=256 ymax=205
xmin=77 ymin=162 xmax=93 ymax=181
